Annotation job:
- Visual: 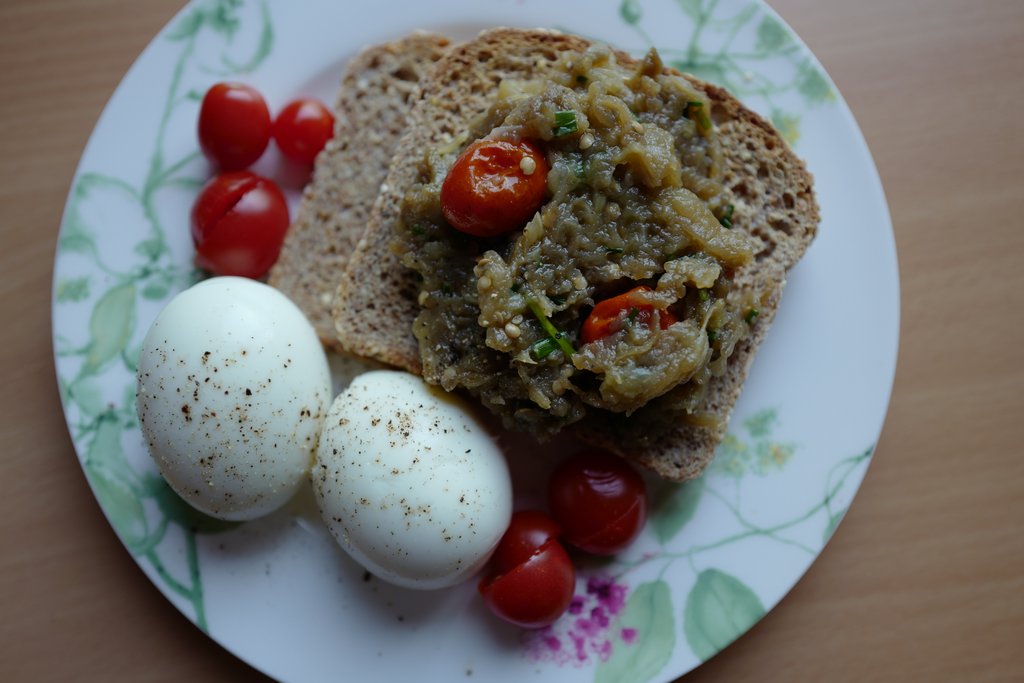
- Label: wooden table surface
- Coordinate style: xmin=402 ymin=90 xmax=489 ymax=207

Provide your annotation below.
xmin=2 ymin=0 xmax=1022 ymax=680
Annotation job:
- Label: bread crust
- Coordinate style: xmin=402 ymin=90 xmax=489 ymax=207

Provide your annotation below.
xmin=333 ymin=28 xmax=819 ymax=480
xmin=268 ymin=32 xmax=449 ymax=349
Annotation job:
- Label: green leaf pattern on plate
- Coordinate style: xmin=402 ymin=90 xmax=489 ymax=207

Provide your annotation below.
xmin=712 ymin=408 xmax=797 ymax=478
xmin=54 ymin=0 xmax=273 ymax=633
xmin=683 ymin=569 xmax=765 ymax=661
xmin=620 ymin=0 xmax=643 ymax=25
xmin=595 ymin=581 xmax=675 ymax=683
xmin=55 ymin=276 xmax=91 ymax=303
xmin=650 ymin=478 xmax=704 ymax=545
xmin=83 ymin=283 xmax=136 ymax=375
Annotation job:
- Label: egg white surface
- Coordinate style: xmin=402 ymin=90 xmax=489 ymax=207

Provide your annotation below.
xmin=313 ymin=371 xmax=512 ymax=590
xmin=136 ymin=277 xmax=332 ymax=521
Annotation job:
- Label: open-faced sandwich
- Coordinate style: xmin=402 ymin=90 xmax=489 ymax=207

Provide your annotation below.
xmin=317 ymin=28 xmax=819 ymax=482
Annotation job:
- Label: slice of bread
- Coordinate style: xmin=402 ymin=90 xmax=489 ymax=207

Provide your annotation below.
xmin=268 ymin=32 xmax=450 ymax=349
xmin=333 ymin=28 xmax=819 ymax=481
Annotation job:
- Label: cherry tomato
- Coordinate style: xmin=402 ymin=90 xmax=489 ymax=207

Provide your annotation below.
xmin=440 ymin=139 xmax=549 ymax=238
xmin=548 ymin=450 xmax=647 ymax=555
xmin=488 ymin=509 xmax=561 ymax=574
xmin=272 ymin=98 xmax=335 ymax=165
xmin=479 ymin=510 xmax=575 ymax=629
xmin=197 ymin=82 xmax=272 ymax=170
xmin=580 ymin=286 xmax=678 ymax=344
xmin=190 ymin=171 xmax=290 ymax=279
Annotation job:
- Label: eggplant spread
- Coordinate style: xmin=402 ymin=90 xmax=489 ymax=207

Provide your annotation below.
xmin=396 ymin=46 xmax=758 ymax=437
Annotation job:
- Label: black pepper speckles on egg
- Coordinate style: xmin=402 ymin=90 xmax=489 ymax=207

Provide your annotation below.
xmin=311 ymin=371 xmax=512 ymax=589
xmin=135 ymin=278 xmax=332 ymax=522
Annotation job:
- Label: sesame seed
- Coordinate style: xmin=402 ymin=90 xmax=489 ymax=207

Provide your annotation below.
xmin=519 ymin=156 xmax=537 ymax=175
xmin=418 ymin=291 xmax=429 ymax=305
xmin=504 ymin=323 xmax=521 ymax=339
xmin=631 ymin=121 xmax=644 ymax=134
xmin=579 ymin=133 xmax=594 ymax=150
xmin=478 ymin=275 xmax=492 ymax=290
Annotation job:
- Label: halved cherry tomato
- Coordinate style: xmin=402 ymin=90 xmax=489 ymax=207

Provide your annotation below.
xmin=190 ymin=171 xmax=290 ymax=279
xmin=488 ymin=510 xmax=561 ymax=574
xmin=272 ymin=98 xmax=335 ymax=165
xmin=440 ymin=139 xmax=549 ymax=238
xmin=548 ymin=450 xmax=647 ymax=556
xmin=479 ymin=510 xmax=575 ymax=629
xmin=580 ymin=285 xmax=678 ymax=344
xmin=197 ymin=82 xmax=272 ymax=170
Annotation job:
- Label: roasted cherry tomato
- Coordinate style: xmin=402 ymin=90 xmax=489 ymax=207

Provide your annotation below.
xmin=272 ymin=98 xmax=335 ymax=165
xmin=197 ymin=82 xmax=272 ymax=170
xmin=440 ymin=139 xmax=549 ymax=238
xmin=548 ymin=450 xmax=647 ymax=555
xmin=479 ymin=510 xmax=575 ymax=629
xmin=580 ymin=285 xmax=678 ymax=344
xmin=190 ymin=171 xmax=290 ymax=279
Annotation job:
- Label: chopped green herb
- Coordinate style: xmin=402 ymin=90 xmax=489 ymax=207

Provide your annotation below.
xmin=529 ymin=337 xmax=559 ymax=361
xmin=552 ymin=110 xmax=579 ymax=136
xmin=698 ymin=289 xmax=710 ymax=302
xmin=745 ymin=308 xmax=760 ymax=324
xmin=549 ymin=295 xmax=566 ymax=306
xmin=604 ymin=247 xmax=625 ymax=254
xmin=707 ymin=328 xmax=718 ymax=343
xmin=411 ymin=223 xmax=425 ymax=236
xmin=684 ymin=100 xmax=712 ymax=132
xmin=627 ymin=307 xmax=639 ymax=325
xmin=526 ymin=298 xmax=575 ymax=358
xmin=720 ymin=203 xmax=734 ymax=228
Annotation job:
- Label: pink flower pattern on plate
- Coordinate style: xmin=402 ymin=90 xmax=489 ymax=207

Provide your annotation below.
xmin=522 ymin=574 xmax=634 ymax=666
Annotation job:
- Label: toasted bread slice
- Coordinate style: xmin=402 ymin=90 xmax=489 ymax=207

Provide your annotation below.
xmin=268 ymin=32 xmax=450 ymax=349
xmin=333 ymin=28 xmax=818 ymax=480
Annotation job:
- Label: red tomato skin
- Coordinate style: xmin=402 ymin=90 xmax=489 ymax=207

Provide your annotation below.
xmin=190 ymin=171 xmax=290 ymax=279
xmin=580 ymin=286 xmax=679 ymax=344
xmin=548 ymin=450 xmax=648 ymax=556
xmin=479 ymin=538 xmax=576 ymax=629
xmin=488 ymin=510 xmax=562 ymax=575
xmin=440 ymin=139 xmax=549 ymax=238
xmin=272 ymin=98 xmax=336 ymax=165
xmin=198 ymin=83 xmax=272 ymax=170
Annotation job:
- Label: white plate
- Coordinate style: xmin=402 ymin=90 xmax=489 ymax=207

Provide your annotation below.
xmin=51 ymin=1 xmax=898 ymax=681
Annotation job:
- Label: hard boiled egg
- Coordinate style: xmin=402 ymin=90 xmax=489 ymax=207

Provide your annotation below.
xmin=313 ymin=371 xmax=512 ymax=590
xmin=136 ymin=277 xmax=332 ymax=521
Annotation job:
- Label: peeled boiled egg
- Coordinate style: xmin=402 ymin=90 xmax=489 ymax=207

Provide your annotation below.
xmin=313 ymin=371 xmax=512 ymax=590
xmin=136 ymin=277 xmax=332 ymax=521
